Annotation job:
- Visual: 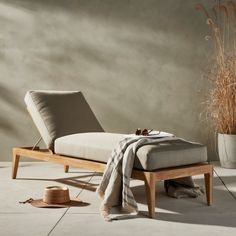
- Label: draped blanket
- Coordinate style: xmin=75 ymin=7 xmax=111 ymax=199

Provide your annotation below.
xmin=96 ymin=135 xmax=203 ymax=221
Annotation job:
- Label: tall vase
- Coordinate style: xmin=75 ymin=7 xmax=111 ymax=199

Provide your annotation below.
xmin=218 ymin=133 xmax=236 ymax=168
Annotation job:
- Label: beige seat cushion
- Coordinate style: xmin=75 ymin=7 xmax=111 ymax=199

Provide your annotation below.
xmin=55 ymin=132 xmax=207 ymax=171
xmin=24 ymin=90 xmax=104 ymax=150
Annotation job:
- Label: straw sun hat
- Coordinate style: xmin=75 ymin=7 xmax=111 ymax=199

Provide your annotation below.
xmin=20 ymin=186 xmax=89 ymax=208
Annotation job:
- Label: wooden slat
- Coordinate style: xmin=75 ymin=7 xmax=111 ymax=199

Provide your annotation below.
xmin=13 ymin=147 xmax=106 ymax=173
xmin=131 ymin=169 xmax=148 ymax=180
xmin=154 ymin=163 xmax=212 ymax=180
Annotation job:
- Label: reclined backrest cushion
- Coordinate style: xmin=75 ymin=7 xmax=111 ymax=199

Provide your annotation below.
xmin=24 ymin=90 xmax=104 ymax=150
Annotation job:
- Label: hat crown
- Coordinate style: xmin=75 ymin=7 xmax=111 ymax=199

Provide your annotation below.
xmin=43 ymin=186 xmax=70 ymax=204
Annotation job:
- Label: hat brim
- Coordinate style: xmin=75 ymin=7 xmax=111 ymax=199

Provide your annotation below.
xmin=30 ymin=198 xmax=90 ymax=208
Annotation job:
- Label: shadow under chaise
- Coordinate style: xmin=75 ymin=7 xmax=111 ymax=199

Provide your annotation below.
xmin=12 ymin=90 xmax=213 ymax=218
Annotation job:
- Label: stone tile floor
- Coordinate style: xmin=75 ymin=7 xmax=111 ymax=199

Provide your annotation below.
xmin=0 ymin=162 xmax=235 ymax=236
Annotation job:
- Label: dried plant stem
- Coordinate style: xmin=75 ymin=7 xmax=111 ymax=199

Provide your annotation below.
xmin=197 ymin=1 xmax=236 ymax=134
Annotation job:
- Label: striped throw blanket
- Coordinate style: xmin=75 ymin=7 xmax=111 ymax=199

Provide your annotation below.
xmin=96 ymin=135 xmax=184 ymax=221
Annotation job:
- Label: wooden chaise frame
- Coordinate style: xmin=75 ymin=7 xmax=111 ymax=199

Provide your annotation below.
xmin=12 ymin=147 xmax=213 ymax=218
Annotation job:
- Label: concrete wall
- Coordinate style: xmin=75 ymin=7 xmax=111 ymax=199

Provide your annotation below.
xmin=0 ymin=0 xmax=216 ymax=161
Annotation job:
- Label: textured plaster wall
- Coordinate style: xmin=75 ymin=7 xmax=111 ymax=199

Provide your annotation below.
xmin=0 ymin=0 xmax=216 ymax=161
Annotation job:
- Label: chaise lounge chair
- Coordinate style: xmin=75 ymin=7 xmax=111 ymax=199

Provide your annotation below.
xmin=12 ymin=90 xmax=213 ymax=218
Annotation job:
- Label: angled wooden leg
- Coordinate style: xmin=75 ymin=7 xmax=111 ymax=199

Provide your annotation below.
xmin=12 ymin=151 xmax=20 ymax=179
xmin=144 ymin=172 xmax=156 ymax=218
xmin=64 ymin=165 xmax=69 ymax=173
xmin=204 ymin=166 xmax=213 ymax=206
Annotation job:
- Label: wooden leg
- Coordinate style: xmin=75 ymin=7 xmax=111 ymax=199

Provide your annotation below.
xmin=144 ymin=172 xmax=156 ymax=218
xmin=64 ymin=165 xmax=69 ymax=173
xmin=12 ymin=152 xmax=20 ymax=179
xmin=204 ymin=167 xmax=213 ymax=206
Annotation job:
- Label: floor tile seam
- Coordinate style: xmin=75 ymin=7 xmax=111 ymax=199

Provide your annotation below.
xmin=66 ymin=212 xmax=99 ymax=215
xmin=0 ymin=212 xmax=67 ymax=214
xmin=74 ymin=172 xmax=97 ymax=198
xmin=46 ymin=171 xmax=97 ymax=236
xmin=213 ymin=169 xmax=236 ymax=200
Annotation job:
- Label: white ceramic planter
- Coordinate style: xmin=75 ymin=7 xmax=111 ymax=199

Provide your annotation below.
xmin=218 ymin=133 xmax=236 ymax=168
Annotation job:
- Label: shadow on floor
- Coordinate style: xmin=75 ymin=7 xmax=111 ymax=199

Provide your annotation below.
xmin=131 ymin=180 xmax=236 ymax=227
xmin=15 ymin=171 xmax=236 ymax=227
xmin=16 ymin=173 xmax=100 ymax=192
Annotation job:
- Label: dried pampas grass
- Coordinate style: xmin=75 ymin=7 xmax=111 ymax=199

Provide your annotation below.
xmin=196 ymin=1 xmax=236 ymax=134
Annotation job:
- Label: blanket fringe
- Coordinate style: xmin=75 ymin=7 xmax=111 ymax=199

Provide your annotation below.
xmin=100 ymin=204 xmax=111 ymax=222
xmin=97 ymin=188 xmax=112 ymax=221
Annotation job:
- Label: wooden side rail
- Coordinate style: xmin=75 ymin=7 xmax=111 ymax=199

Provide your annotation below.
xmin=12 ymin=147 xmax=106 ymax=177
xmin=12 ymin=147 xmax=213 ymax=218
